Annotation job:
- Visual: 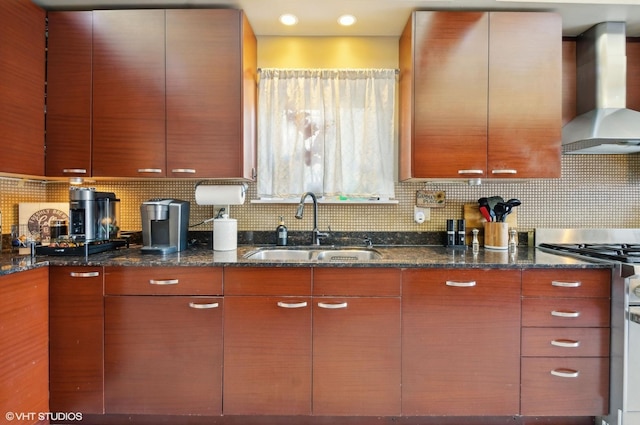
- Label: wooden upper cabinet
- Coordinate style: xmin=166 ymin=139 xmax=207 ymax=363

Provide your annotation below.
xmin=92 ymin=10 xmax=166 ymax=178
xmin=627 ymin=38 xmax=640 ymax=111
xmin=399 ymin=11 xmax=561 ymax=181
xmin=46 ymin=11 xmax=93 ymax=178
xmin=166 ymin=9 xmax=256 ymax=179
xmin=0 ymin=0 xmax=45 ymax=177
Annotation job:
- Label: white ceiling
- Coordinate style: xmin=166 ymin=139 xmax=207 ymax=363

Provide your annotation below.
xmin=31 ymin=0 xmax=640 ymax=37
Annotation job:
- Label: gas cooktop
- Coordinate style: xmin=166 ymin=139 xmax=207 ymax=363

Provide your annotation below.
xmin=538 ymin=242 xmax=640 ymax=263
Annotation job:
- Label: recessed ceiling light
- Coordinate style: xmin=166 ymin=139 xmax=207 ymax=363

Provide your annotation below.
xmin=279 ymin=14 xmax=299 ymax=26
xmin=338 ymin=14 xmax=357 ymax=26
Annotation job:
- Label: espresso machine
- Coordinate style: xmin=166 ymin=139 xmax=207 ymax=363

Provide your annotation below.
xmin=69 ymin=187 xmax=121 ymax=242
xmin=140 ymin=199 xmax=190 ymax=254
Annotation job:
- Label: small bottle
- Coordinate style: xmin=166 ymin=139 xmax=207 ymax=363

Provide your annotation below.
xmin=509 ymin=228 xmax=518 ymax=251
xmin=471 ymin=228 xmax=480 ymax=253
xmin=276 ymin=216 xmax=288 ymax=246
xmin=446 ymin=219 xmax=455 ymax=246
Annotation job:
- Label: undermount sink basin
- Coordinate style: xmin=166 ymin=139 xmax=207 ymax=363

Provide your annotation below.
xmin=243 ymin=247 xmax=382 ymax=262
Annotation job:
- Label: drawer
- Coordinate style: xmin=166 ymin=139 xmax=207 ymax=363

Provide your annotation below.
xmin=105 ymin=266 xmax=223 ymax=295
xmin=224 ymin=267 xmax=312 ymax=296
xmin=521 ymin=357 xmax=609 ymax=416
xmin=313 ymin=268 xmax=401 ymax=297
xmin=522 ymin=297 xmax=610 ymax=327
xmin=522 ymin=327 xmax=610 ymax=357
xmin=522 ymin=268 xmax=610 ymax=298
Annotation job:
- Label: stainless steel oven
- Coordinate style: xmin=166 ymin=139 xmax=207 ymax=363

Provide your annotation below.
xmin=536 ymin=229 xmax=640 ymax=425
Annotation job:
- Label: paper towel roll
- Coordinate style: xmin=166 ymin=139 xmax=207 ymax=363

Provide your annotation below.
xmin=213 ymin=217 xmax=237 ymax=251
xmin=195 ymin=184 xmax=246 ymax=206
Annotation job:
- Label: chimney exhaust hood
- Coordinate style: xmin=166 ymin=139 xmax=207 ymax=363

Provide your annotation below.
xmin=562 ymin=22 xmax=640 ymax=154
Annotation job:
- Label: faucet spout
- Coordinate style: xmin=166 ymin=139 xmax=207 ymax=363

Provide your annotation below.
xmin=295 ymin=192 xmax=328 ymax=245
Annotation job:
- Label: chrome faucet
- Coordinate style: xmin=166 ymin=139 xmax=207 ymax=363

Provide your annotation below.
xmin=295 ymin=192 xmax=329 ymax=245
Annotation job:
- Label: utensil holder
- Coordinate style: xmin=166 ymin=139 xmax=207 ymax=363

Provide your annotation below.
xmin=484 ymin=222 xmax=509 ymax=250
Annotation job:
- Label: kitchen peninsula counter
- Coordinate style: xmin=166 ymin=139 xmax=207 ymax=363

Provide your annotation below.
xmin=0 ymin=244 xmax=610 ymax=276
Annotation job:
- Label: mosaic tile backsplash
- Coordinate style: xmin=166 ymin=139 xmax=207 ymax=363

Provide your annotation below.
xmin=1 ymin=155 xmax=640 ymax=237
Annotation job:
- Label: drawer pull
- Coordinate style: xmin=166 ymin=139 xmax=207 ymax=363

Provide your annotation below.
xmin=551 ymin=280 xmax=582 ymax=288
xmin=318 ymin=302 xmax=348 ymax=309
xmin=188 ymin=302 xmax=219 ymax=309
xmin=446 ymin=280 xmax=476 ymax=287
xmin=70 ymin=271 xmax=100 ymax=278
xmin=491 ymin=169 xmax=517 ymax=175
xmin=149 ymin=279 xmax=179 ymax=285
xmin=277 ymin=301 xmax=308 ymax=309
xmin=457 ymin=169 xmax=483 ymax=175
xmin=171 ymin=168 xmax=197 ymax=174
xmin=550 ymin=368 xmax=580 ymax=378
xmin=63 ymin=168 xmax=87 ymax=174
xmin=551 ymin=339 xmax=581 ymax=348
xmin=551 ymin=310 xmax=581 ymax=318
xmin=137 ymin=168 xmax=163 ymax=173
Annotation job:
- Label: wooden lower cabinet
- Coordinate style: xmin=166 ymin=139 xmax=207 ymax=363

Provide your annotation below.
xmin=401 ymin=268 xmax=521 ymax=415
xmin=103 ymin=266 xmax=224 ymax=415
xmin=49 ymin=266 xmax=104 ymax=414
xmin=0 ymin=268 xmax=49 ymax=424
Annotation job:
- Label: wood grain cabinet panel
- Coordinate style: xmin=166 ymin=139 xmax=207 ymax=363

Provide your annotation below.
xmin=104 ymin=266 xmax=223 ymax=296
xmin=49 ymin=266 xmax=104 ymax=414
xmin=0 ymin=268 xmax=49 ymax=423
xmin=401 ymin=268 xmax=521 ymax=415
xmin=399 ymin=11 xmax=561 ymax=180
xmin=92 ymin=9 xmax=166 ymax=178
xmin=627 ymin=38 xmax=640 ymax=111
xmin=45 ymin=11 xmax=93 ymax=178
xmin=0 ymin=1 xmax=45 ymax=176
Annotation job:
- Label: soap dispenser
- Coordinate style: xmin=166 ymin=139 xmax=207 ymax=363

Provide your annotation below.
xmin=276 ymin=216 xmax=288 ymax=246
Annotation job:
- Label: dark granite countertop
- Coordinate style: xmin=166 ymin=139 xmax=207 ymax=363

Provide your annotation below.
xmin=0 ymin=243 xmax=611 ymax=277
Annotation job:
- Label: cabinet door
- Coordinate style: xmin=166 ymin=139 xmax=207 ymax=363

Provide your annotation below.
xmin=403 ymin=11 xmax=489 ymax=179
xmin=488 ymin=12 xmax=562 ymax=178
xmin=0 ymin=1 xmax=45 ymax=176
xmin=626 ymin=39 xmax=640 ymax=111
xmin=402 ymin=268 xmax=521 ymax=415
xmin=313 ymin=297 xmax=401 ymax=416
xmin=49 ymin=266 xmax=104 ymax=414
xmin=104 ymin=295 xmax=223 ymax=415
xmin=45 ymin=12 xmax=93 ymax=178
xmin=0 ymin=268 xmax=49 ymax=421
xmin=223 ymin=296 xmax=312 ymax=415
xmin=92 ymin=10 xmax=166 ymax=178
xmin=166 ymin=9 xmax=256 ymax=179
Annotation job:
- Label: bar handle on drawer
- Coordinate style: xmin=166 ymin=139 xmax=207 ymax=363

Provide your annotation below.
xmin=552 ymin=280 xmax=582 ymax=288
xmin=149 ymin=279 xmax=179 ymax=285
xmin=551 ymin=310 xmax=581 ymax=318
xmin=137 ymin=168 xmax=163 ymax=174
xmin=63 ymin=168 xmax=87 ymax=174
xmin=551 ymin=339 xmax=581 ymax=348
xmin=550 ymin=368 xmax=580 ymax=378
xmin=457 ymin=169 xmax=483 ymax=175
xmin=318 ymin=302 xmax=348 ymax=309
xmin=446 ymin=280 xmax=476 ymax=287
xmin=277 ymin=301 xmax=308 ymax=309
xmin=70 ymin=271 xmax=100 ymax=278
xmin=188 ymin=302 xmax=219 ymax=309
xmin=491 ymin=169 xmax=517 ymax=175
xmin=171 ymin=168 xmax=197 ymax=174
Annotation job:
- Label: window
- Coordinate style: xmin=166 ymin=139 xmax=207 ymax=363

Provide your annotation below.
xmin=257 ymin=68 xmax=396 ymax=201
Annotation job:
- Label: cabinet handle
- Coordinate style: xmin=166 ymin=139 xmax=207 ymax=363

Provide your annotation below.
xmin=277 ymin=301 xmax=308 ymax=309
xmin=551 ymin=310 xmax=581 ymax=318
xmin=171 ymin=168 xmax=196 ymax=174
xmin=69 ymin=271 xmax=100 ymax=278
xmin=552 ymin=280 xmax=582 ymax=288
xmin=550 ymin=368 xmax=580 ymax=378
xmin=149 ymin=279 xmax=179 ymax=285
xmin=491 ymin=169 xmax=517 ymax=175
xmin=551 ymin=339 xmax=581 ymax=348
xmin=188 ymin=302 xmax=219 ymax=309
xmin=63 ymin=168 xmax=87 ymax=174
xmin=137 ymin=168 xmax=163 ymax=173
xmin=457 ymin=170 xmax=483 ymax=175
xmin=445 ymin=280 xmax=476 ymax=287
xmin=317 ymin=302 xmax=348 ymax=309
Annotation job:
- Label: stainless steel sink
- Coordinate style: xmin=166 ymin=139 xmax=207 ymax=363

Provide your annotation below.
xmin=243 ymin=247 xmax=382 ymax=262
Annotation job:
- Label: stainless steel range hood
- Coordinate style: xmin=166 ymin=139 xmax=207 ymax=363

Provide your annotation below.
xmin=562 ymin=22 xmax=640 ymax=154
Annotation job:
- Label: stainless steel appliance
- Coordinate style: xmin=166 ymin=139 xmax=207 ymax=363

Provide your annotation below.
xmin=140 ymin=198 xmax=190 ymax=254
xmin=536 ymin=228 xmax=640 ymax=425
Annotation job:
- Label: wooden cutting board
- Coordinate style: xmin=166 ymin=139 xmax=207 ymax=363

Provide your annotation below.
xmin=463 ymin=203 xmax=517 ymax=245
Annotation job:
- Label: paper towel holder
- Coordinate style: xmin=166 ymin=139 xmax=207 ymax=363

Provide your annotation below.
xmin=194 ymin=182 xmax=248 ymax=199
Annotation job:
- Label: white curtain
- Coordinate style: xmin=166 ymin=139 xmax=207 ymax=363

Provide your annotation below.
xmin=257 ymin=69 xmax=396 ymax=200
